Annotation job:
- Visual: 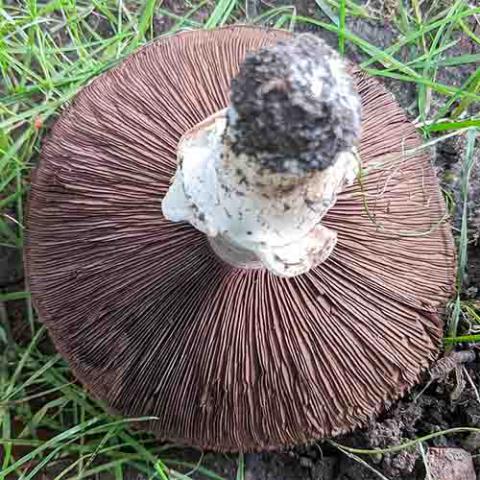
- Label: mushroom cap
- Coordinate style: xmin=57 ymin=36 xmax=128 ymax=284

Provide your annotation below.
xmin=25 ymin=26 xmax=456 ymax=452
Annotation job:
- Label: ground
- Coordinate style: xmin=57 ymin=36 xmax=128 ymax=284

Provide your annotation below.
xmin=1 ymin=0 xmax=480 ymax=479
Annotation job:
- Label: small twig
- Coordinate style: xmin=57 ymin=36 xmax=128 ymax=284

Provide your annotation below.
xmin=464 ymin=366 xmax=480 ymax=405
xmin=329 ymin=442 xmax=391 ymax=480
xmin=430 ymin=350 xmax=476 ymax=381
xmin=419 ymin=442 xmax=432 ymax=480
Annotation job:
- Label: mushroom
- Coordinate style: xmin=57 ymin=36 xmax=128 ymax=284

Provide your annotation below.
xmin=162 ymin=34 xmax=361 ymax=277
xmin=25 ymin=26 xmax=455 ymax=451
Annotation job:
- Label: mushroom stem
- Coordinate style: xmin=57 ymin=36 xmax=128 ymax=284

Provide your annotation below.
xmin=162 ymin=34 xmax=362 ymax=277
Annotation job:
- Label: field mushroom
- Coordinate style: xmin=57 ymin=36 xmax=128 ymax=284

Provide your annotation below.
xmin=25 ymin=26 xmax=455 ymax=451
xmin=162 ymin=34 xmax=362 ymax=277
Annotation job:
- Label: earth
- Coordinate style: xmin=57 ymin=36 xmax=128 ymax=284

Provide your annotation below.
xmin=1 ymin=1 xmax=479 ymax=479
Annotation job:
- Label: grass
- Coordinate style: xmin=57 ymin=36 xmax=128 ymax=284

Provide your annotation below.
xmin=0 ymin=0 xmax=479 ymax=478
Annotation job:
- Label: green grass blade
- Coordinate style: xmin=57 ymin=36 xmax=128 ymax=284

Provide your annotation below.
xmin=338 ymin=0 xmax=346 ymax=54
xmin=205 ymin=0 xmax=237 ymax=29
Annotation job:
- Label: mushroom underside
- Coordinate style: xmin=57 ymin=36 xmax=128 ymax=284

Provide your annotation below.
xmin=25 ymin=26 xmax=456 ymax=452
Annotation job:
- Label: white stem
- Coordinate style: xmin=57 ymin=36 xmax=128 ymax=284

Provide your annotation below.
xmin=162 ymin=109 xmax=359 ymax=277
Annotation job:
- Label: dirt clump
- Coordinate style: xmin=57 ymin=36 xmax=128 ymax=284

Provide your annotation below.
xmin=428 ymin=447 xmax=476 ymax=480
